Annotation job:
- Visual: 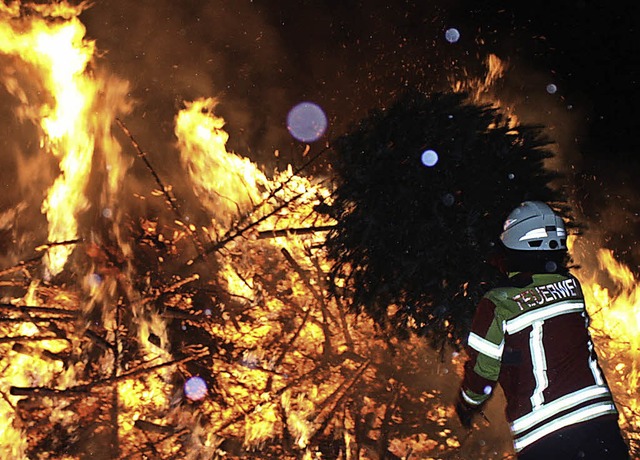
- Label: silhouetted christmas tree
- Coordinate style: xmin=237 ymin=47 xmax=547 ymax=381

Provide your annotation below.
xmin=324 ymin=90 xmax=570 ymax=347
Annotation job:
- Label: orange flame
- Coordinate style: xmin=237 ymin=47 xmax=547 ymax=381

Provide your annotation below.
xmin=2 ymin=4 xmax=637 ymax=459
xmin=1 ymin=3 xmax=94 ymax=274
xmin=1 ymin=1 xmax=131 ymax=276
xmin=175 ymin=98 xmax=269 ymax=231
xmin=578 ymin=247 xmax=640 ymax=441
xmin=1 ymin=4 xmax=163 ymax=458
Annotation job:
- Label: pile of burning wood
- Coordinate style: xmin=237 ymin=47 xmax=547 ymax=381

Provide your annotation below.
xmin=0 ymin=146 xmax=513 ymax=459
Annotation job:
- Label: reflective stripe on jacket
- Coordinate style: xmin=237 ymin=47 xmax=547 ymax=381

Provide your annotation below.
xmin=460 ymin=272 xmax=618 ymax=453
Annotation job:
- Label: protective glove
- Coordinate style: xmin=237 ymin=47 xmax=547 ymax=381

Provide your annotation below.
xmin=455 ymin=395 xmax=478 ymax=429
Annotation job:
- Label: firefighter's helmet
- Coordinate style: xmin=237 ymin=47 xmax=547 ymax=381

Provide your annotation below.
xmin=500 ymin=201 xmax=567 ymax=251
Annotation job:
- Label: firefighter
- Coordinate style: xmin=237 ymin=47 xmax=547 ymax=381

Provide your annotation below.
xmin=455 ymin=201 xmax=630 ymax=459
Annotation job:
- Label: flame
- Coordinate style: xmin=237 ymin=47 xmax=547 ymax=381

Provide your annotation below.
xmin=169 ymin=71 xmax=638 ymax=458
xmin=578 ymin=248 xmax=640 ymax=442
xmin=450 ymin=53 xmax=521 ymax=133
xmin=175 ymin=97 xmax=269 ymax=230
xmin=282 ymin=390 xmax=319 ymax=449
xmin=171 ymin=104 xmax=479 ymax=457
xmin=1 ymin=2 xmax=94 ymax=274
xmin=1 ymin=4 xmax=637 ymax=459
xmin=0 ymin=281 xmax=79 ymax=458
xmin=1 ymin=4 xmax=163 ymax=458
xmin=1 ymin=1 xmax=131 ymax=276
xmin=451 ymin=53 xmax=506 ymax=102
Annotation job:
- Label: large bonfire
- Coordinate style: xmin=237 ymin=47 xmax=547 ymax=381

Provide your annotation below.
xmin=0 ymin=2 xmax=637 ymax=459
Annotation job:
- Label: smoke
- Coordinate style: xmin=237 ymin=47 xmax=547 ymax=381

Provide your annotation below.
xmin=78 ymin=1 xmax=467 ymax=169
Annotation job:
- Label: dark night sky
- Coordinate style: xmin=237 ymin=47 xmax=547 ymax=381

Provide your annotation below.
xmin=254 ymin=0 xmax=640 ymax=260
xmin=245 ymin=1 xmax=640 ymax=158
xmin=456 ymin=1 xmax=640 ymax=262
xmin=457 ymin=1 xmax=640 ymax=158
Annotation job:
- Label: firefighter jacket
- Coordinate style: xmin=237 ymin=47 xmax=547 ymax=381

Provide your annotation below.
xmin=459 ymin=271 xmax=619 ymax=453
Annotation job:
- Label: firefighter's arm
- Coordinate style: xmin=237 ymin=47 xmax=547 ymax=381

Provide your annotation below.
xmin=456 ymin=297 xmax=503 ymax=428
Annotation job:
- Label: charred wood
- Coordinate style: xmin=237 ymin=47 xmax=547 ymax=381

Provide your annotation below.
xmin=0 ymin=303 xmax=79 ymax=316
xmin=0 ymin=316 xmax=76 ymax=324
xmin=281 ymin=248 xmax=334 ymax=356
xmin=0 ymin=335 xmax=68 ymax=344
xmin=134 ymin=419 xmax=175 ymax=435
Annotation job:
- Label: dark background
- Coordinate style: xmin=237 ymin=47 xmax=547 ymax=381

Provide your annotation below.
xmin=78 ymin=0 xmax=640 ymax=264
xmin=453 ymin=1 xmax=640 ymax=158
xmin=80 ymin=0 xmax=640 ymax=164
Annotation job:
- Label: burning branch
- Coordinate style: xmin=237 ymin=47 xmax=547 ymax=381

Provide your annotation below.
xmin=310 ymin=359 xmax=371 ymax=442
xmin=0 ymin=335 xmax=66 ymax=344
xmin=0 ymin=316 xmax=76 ymax=324
xmin=34 ymin=239 xmax=83 ymax=251
xmin=257 ymin=225 xmax=335 ymax=239
xmin=134 ymin=419 xmax=175 ymax=435
xmin=229 ymin=144 xmax=332 ymax=233
xmin=264 ymin=300 xmax=314 ymax=390
xmin=0 ymin=256 xmax=42 ymax=279
xmin=313 ymin=255 xmax=355 ymax=350
xmin=0 ymin=303 xmax=79 ymax=317
xmin=0 ymin=239 xmax=81 ymax=280
xmin=141 ymin=273 xmax=200 ymax=306
xmin=377 ymin=386 xmax=401 ymax=458
xmin=197 ymin=190 xmax=306 ymax=259
xmin=281 ymin=248 xmax=334 ymax=356
xmin=84 ymin=328 xmax=116 ymax=352
xmin=9 ymin=347 xmax=209 ymax=397
xmin=213 ymin=361 xmax=330 ymax=436
xmin=115 ymin=118 xmax=207 ymax=259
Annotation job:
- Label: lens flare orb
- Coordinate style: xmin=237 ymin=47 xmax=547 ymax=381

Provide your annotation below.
xmin=287 ymin=101 xmax=328 ymax=142
xmin=445 ymin=28 xmax=460 ymax=43
xmin=184 ymin=376 xmax=208 ymax=401
xmin=442 ymin=193 xmax=455 ymax=207
xmin=421 ymin=149 xmax=439 ymax=167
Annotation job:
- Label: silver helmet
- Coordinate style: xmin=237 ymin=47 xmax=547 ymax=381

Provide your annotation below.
xmin=500 ymin=201 xmax=567 ymax=251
